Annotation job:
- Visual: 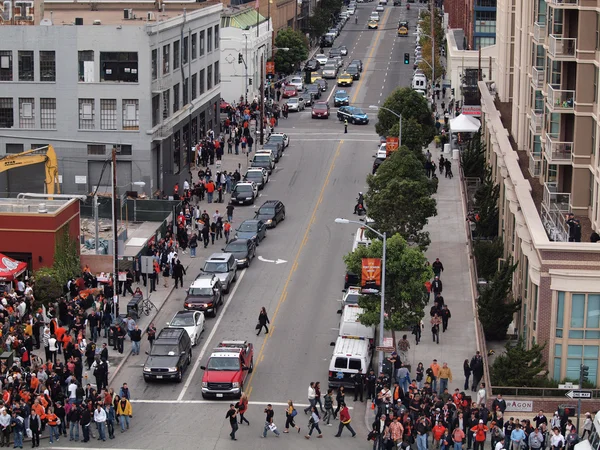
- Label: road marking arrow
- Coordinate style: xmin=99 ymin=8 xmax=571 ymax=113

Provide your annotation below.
xmin=258 ymin=256 xmax=288 ymax=264
xmin=258 ymin=256 xmax=274 ymax=263
xmin=275 ymin=259 xmax=287 ymax=264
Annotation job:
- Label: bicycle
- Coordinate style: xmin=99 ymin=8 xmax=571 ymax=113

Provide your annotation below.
xmin=140 ymin=298 xmax=156 ymax=316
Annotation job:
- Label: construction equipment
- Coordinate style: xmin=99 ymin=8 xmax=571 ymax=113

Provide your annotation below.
xmin=0 ymin=145 xmax=60 ymax=195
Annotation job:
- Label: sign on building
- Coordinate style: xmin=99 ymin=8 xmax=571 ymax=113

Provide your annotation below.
xmin=505 ymin=400 xmax=534 ymax=412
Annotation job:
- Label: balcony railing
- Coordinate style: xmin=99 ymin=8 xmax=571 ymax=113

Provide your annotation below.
xmin=529 ymin=110 xmax=543 ymax=134
xmin=541 ymin=182 xmax=571 ymax=242
xmin=531 ymin=67 xmax=544 ymax=89
xmin=529 ymin=153 xmax=542 ymax=178
xmin=548 ymin=35 xmax=577 ymax=59
xmin=547 ymin=84 xmax=575 ymax=111
xmin=545 ymin=133 xmax=573 ymax=162
xmin=548 ymin=0 xmax=579 ymax=7
xmin=533 ymin=22 xmax=546 ymax=43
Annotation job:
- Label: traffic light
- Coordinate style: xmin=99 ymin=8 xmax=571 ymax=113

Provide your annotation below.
xmin=404 ymin=53 xmax=410 ymax=64
xmin=249 ymin=78 xmax=253 ymax=85
xmin=238 ymin=53 xmax=243 ymax=64
xmin=451 ymin=88 xmax=455 ymax=96
xmin=581 ymin=364 xmax=589 ymax=382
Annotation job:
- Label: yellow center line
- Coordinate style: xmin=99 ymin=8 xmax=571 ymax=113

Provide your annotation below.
xmin=246 ymin=140 xmax=343 ymax=395
xmin=351 ymin=6 xmax=392 ymax=105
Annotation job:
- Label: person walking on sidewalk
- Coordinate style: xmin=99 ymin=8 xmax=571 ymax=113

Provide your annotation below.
xmin=226 ymin=204 xmax=235 ymax=223
xmin=470 ymin=351 xmax=485 ymax=392
xmin=305 ymin=406 xmax=323 ymax=439
xmin=441 ymin=305 xmax=452 ymax=332
xmin=261 ymin=404 xmax=280 ymax=438
xmin=314 ymin=381 xmax=325 ymax=413
xmin=463 ymin=359 xmax=472 ymax=391
xmin=334 ymin=403 xmax=356 ymax=438
xmin=224 ymin=220 xmax=232 ymax=243
xmin=398 ymin=334 xmax=410 ymax=364
xmin=130 ymin=325 xmax=142 ymax=355
xmin=438 ymin=362 xmax=453 ymax=393
xmin=304 ymin=382 xmax=316 ymax=414
xmin=430 ymin=359 xmax=441 ymax=393
xmin=431 ymin=314 xmax=442 ymax=345
xmin=432 ymin=258 xmax=444 ymax=278
xmin=226 ymin=404 xmax=239 ymax=441
xmin=352 ymin=370 xmax=365 ymax=402
xmin=173 ymin=259 xmax=186 ymax=289
xmin=334 ymin=386 xmax=345 ymax=419
xmin=284 ymin=400 xmax=301 ymax=433
xmin=432 ymin=276 xmax=443 ymax=295
xmin=256 ymin=307 xmax=270 ymax=336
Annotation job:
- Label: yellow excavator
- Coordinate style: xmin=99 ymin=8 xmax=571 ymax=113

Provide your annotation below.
xmin=0 ymin=145 xmax=60 ymax=195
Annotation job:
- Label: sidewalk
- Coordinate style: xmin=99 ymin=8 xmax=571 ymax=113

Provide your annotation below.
xmin=105 ymin=148 xmax=251 ymax=385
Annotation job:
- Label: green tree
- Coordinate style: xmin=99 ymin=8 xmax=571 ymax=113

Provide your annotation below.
xmin=53 ymin=225 xmax=81 ymax=287
xmin=417 ymin=9 xmax=444 ymax=82
xmin=387 ymin=117 xmax=426 ymax=160
xmin=375 ymin=88 xmax=436 ymax=147
xmin=477 ymin=258 xmax=521 ymax=340
xmin=473 ymin=237 xmax=504 ymax=281
xmin=366 ymin=148 xmax=437 ymax=249
xmin=490 ymin=338 xmax=548 ymax=386
xmin=460 ymin=132 xmax=486 ymax=179
xmin=307 ymin=0 xmax=342 ymax=39
xmin=274 ymin=28 xmax=309 ymax=75
xmin=33 ymin=267 xmax=64 ymax=307
xmin=474 ymin=166 xmax=500 ymax=238
xmin=343 ymin=234 xmax=432 ymax=334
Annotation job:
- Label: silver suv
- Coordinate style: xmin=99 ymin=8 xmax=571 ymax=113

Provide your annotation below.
xmin=201 ymin=253 xmax=238 ymax=294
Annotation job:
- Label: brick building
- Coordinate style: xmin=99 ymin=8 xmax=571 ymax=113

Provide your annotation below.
xmin=444 ymin=0 xmax=497 ymax=49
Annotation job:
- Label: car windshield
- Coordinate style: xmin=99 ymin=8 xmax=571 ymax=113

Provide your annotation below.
xmin=259 ymin=207 xmax=275 ymax=214
xmin=188 ymin=287 xmax=214 ymax=296
xmin=336 ymin=91 xmax=347 ymax=97
xmin=344 ymin=293 xmax=360 ymax=304
xmin=288 ymin=99 xmax=298 ymax=103
xmin=238 ymin=222 xmax=257 ymax=232
xmin=226 ymin=242 xmax=248 ymax=252
xmin=314 ymin=104 xmax=327 ymax=110
xmin=347 ymin=66 xmax=358 ymax=72
xmin=254 ymin=155 xmax=270 ymax=162
xmin=150 ymin=344 xmax=179 ymax=356
xmin=352 ymin=108 xmax=365 ymax=115
xmin=203 ymin=262 xmax=229 ymax=273
xmin=235 ymin=185 xmax=253 ymax=193
xmin=324 ymin=65 xmax=335 ymax=71
xmin=245 ymin=172 xmax=262 ymax=179
xmin=171 ymin=314 xmax=196 ymax=326
xmin=269 ymin=136 xmax=283 ymax=141
xmin=207 ymin=356 xmax=240 ymax=371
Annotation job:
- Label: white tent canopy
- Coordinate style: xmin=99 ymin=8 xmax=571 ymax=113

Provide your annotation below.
xmin=449 ymin=114 xmax=481 ymax=133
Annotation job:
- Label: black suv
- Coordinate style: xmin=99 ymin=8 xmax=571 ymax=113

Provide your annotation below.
xmin=254 ymin=200 xmax=286 ymax=228
xmin=143 ymin=327 xmax=192 ymax=382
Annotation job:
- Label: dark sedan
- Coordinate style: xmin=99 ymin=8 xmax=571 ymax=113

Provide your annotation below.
xmin=315 ymin=78 xmax=328 ymax=92
xmin=222 ymin=239 xmax=256 ymax=268
xmin=254 ymin=200 xmax=286 ymax=228
xmin=337 ymin=106 xmax=369 ymax=125
xmin=373 ymin=156 xmax=386 ymax=174
xmin=235 ymin=220 xmax=267 ymax=246
xmin=346 ymin=64 xmax=360 ymax=80
xmin=304 ymin=59 xmax=320 ymax=71
xmin=261 ymin=142 xmax=283 ymax=162
xmin=305 ymin=84 xmax=322 ymax=99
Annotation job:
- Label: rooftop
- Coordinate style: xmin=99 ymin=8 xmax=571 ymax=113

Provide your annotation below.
xmin=221 ymin=6 xmax=267 ymax=29
xmin=0 ymin=197 xmax=78 ymax=215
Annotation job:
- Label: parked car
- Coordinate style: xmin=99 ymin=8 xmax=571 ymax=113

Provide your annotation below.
xmin=235 ymin=220 xmax=267 ymax=246
xmin=254 ymin=200 xmax=286 ymax=228
xmin=222 ymin=239 xmax=256 ymax=268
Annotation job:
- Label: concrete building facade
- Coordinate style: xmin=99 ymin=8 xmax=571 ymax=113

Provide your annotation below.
xmin=476 ymin=0 xmax=600 ymax=385
xmin=0 ymin=1 xmax=222 ymax=197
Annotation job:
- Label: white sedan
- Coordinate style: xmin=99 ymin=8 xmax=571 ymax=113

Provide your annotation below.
xmin=286 ymin=97 xmax=305 ymax=112
xmin=168 ymin=310 xmax=205 ymax=346
xmin=316 ymin=53 xmax=329 ymax=65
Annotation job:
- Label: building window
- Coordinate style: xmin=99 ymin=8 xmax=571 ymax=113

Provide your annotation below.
xmin=39 ymin=51 xmax=55 ymax=82
xmin=207 ymin=65 xmax=212 ymax=90
xmin=78 ymin=50 xmax=94 ymax=82
xmin=556 ymin=291 xmax=564 ymax=337
xmin=199 ymin=30 xmax=205 ymax=57
xmin=100 ymin=99 xmax=117 ymax=130
xmin=122 ymin=99 xmax=139 ymax=130
xmin=566 ymin=345 xmax=598 ymax=383
xmin=163 ymin=90 xmax=170 ymax=119
xmin=173 ymin=83 xmax=180 ymax=112
xmin=151 ymin=49 xmax=158 ymax=80
xmin=79 ymin=98 xmax=95 ymax=129
xmin=152 ymin=94 xmax=160 ymax=127
xmin=597 ymin=13 xmax=600 ymax=51
xmin=173 ymin=40 xmax=180 ymax=70
xmin=18 ymin=51 xmax=34 ymax=81
xmin=40 ymin=98 xmax=56 ymax=129
xmin=183 ymin=37 xmax=188 ymax=65
xmin=0 ymin=51 xmax=12 ymax=81
xmin=553 ymin=344 xmax=562 ymax=381
xmin=100 ymin=52 xmax=138 ymax=82
xmin=532 ymin=284 xmax=539 ymax=332
xmin=87 ymin=144 xmax=106 ymax=155
xmin=214 ymin=25 xmax=219 ymax=49
xmin=199 ymin=69 xmax=205 ymax=94
xmin=214 ymin=61 xmax=220 ymax=86
xmin=594 ymin=67 xmax=598 ymax=105
xmin=119 ymin=144 xmax=132 ymax=156
xmin=163 ymin=44 xmax=170 ymax=75
xmin=192 ymin=73 xmax=197 ymax=100
xmin=207 ymin=28 xmax=213 ymax=53
xmin=6 ymin=143 xmax=23 ymax=153
xmin=173 ymin=129 xmax=181 ymax=175
xmin=192 ymin=33 xmax=197 ymax=60
xmin=183 ymin=78 xmax=189 ymax=105
xmin=0 ymin=98 xmax=13 ymax=128
xmin=18 ymin=98 xmax=35 ymax=128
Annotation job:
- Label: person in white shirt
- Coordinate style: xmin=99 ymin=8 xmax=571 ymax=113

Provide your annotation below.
xmin=94 ymin=404 xmax=107 ymax=441
xmin=550 ymin=427 xmax=565 ymax=450
xmin=48 ymin=335 xmax=58 ymax=364
xmin=495 ymin=437 xmax=505 ymax=450
xmin=303 ymin=382 xmax=316 ymax=414
xmin=582 ymin=412 xmax=593 ymax=439
xmin=476 ymin=382 xmax=487 ymax=406
xmin=68 ymin=381 xmax=78 ymax=403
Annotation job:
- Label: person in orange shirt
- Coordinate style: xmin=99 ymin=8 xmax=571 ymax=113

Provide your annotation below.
xmin=31 ymin=399 xmax=45 ymax=419
xmin=430 ymin=359 xmax=441 ymax=393
xmin=30 ymin=374 xmax=40 ymax=393
xmin=205 ymin=180 xmax=215 ymax=203
xmin=45 ymin=406 xmax=60 ymax=444
xmin=224 ymin=221 xmax=231 ymax=244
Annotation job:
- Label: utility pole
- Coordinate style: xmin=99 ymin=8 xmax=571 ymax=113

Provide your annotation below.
xmin=112 ymin=147 xmax=120 ymax=317
xmin=577 ymin=364 xmax=589 ymax=432
xmin=94 ymin=194 xmax=99 ymax=254
xmin=430 ymin=0 xmax=435 ymax=97
xmin=259 ymin=53 xmax=265 ymax=145
xmin=244 ymin=34 xmax=249 ymax=104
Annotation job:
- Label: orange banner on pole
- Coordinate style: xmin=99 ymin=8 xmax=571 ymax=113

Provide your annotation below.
xmin=386 ymin=137 xmax=399 ymax=156
xmin=361 ymin=258 xmax=381 ymax=289
xmin=266 ymin=61 xmax=275 ymax=75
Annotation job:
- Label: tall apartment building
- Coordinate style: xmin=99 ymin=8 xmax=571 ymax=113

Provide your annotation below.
xmin=477 ymin=0 xmax=600 ymax=385
xmin=0 ymin=1 xmax=223 ymax=197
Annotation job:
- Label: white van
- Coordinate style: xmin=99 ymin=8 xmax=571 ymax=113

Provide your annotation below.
xmin=339 ymin=305 xmax=376 ymax=344
xmin=412 ymin=73 xmax=427 ymax=91
xmin=352 ymin=227 xmax=372 ymax=251
xmin=328 ymin=336 xmax=373 ymax=388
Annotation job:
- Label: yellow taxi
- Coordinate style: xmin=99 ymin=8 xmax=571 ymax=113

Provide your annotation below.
xmin=368 ymin=20 xmax=378 ymax=29
xmin=311 ymin=72 xmax=322 ymax=83
xmin=398 ymin=26 xmax=408 ymax=36
xmin=337 ymin=72 xmax=354 ymax=87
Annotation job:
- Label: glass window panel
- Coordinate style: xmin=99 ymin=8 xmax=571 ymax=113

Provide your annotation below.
xmin=585 ymin=330 xmax=600 ymax=339
xmin=569 ymin=330 xmax=584 ymax=338
xmin=553 ymin=357 xmax=561 ymax=381
xmin=566 ymin=356 xmax=582 ymax=380
xmin=571 ymin=294 xmax=585 ymax=328
xmin=556 ymin=329 xmax=563 ymax=338
xmin=584 ymin=346 xmax=598 ymax=358
xmin=557 ymin=291 xmax=564 ymax=329
xmin=587 ymin=294 xmax=600 ymax=328
xmin=568 ymin=345 xmax=583 ymax=357
xmin=555 ymin=344 xmax=562 ymax=357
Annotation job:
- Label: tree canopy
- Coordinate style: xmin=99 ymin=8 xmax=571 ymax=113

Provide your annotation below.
xmin=343 ymin=233 xmax=432 ymax=331
xmin=365 ymin=148 xmax=437 ymax=249
xmin=274 ymin=28 xmax=309 ymax=75
xmin=491 ymin=338 xmax=547 ymax=387
xmin=375 ymin=88 xmax=436 ymax=147
xmin=307 ymin=0 xmax=343 ymax=39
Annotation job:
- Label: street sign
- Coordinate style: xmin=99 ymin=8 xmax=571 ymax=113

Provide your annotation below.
xmin=382 ymin=337 xmax=394 ymax=348
xmin=376 ymin=346 xmax=395 ymax=353
xmin=558 ymin=383 xmax=579 ymax=390
xmin=565 ymin=390 xmax=593 ymax=399
xmin=140 ymin=256 xmax=154 ymax=274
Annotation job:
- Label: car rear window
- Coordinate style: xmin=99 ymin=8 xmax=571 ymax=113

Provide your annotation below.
xmin=254 ymin=155 xmax=270 ymax=162
xmin=349 ymin=359 xmax=362 ymax=370
xmin=334 ymin=357 xmax=347 ymax=369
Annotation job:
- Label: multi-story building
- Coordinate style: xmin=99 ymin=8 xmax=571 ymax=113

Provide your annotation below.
xmin=477 ymin=0 xmax=600 ymax=385
xmin=0 ymin=1 xmax=222 ymax=197
xmin=220 ymin=7 xmax=272 ymax=105
xmin=444 ymin=0 xmax=497 ymax=50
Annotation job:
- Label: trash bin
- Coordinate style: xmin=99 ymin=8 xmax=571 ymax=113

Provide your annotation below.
xmin=127 ymin=294 xmax=144 ymax=320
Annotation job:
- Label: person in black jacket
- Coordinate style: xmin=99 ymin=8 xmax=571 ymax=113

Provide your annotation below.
xmin=256 ymin=307 xmax=270 ymax=336
xmin=80 ymin=405 xmax=91 ymax=443
xmin=29 ymin=410 xmax=42 ymax=448
xmin=54 ymin=402 xmax=67 ymax=437
xmin=172 ymin=260 xmax=186 ymax=289
xmin=68 ymin=404 xmax=81 ymax=441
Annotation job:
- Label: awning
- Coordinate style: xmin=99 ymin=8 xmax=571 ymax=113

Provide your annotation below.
xmin=0 ymin=254 xmax=27 ymax=282
xmin=450 ymin=113 xmax=481 ymax=133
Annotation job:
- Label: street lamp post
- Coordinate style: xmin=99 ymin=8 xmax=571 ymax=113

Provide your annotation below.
xmin=335 ymin=218 xmax=387 ymax=373
xmin=369 ymin=105 xmax=402 ymax=147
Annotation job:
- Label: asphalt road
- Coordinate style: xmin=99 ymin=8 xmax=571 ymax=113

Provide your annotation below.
xmin=53 ymin=4 xmax=422 ymax=449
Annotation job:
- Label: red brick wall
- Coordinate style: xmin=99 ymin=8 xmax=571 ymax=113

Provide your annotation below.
xmin=446 ymin=0 xmax=472 ymax=47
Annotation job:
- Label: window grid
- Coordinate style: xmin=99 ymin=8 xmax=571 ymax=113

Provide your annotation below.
xmin=207 ymin=28 xmax=212 ymax=53
xmin=78 ymin=50 xmax=94 ymax=82
xmin=173 ymin=83 xmax=180 ymax=112
xmin=100 ymin=99 xmax=117 ymax=130
xmin=0 ymin=51 xmax=13 ymax=81
xmin=152 ymin=49 xmax=158 ymax=80
xmin=183 ymin=78 xmax=188 ymax=105
xmin=39 ymin=51 xmax=56 ymax=82
xmin=192 ymin=73 xmax=197 ymax=100
xmin=18 ymin=98 xmax=35 ymax=128
xmin=173 ymin=40 xmax=180 ymax=70
xmin=79 ymin=98 xmax=95 ymax=129
xmin=122 ymin=99 xmax=139 ymax=130
xmin=0 ymin=98 xmax=14 ymax=128
xmin=214 ymin=25 xmax=219 ymax=49
xmin=18 ymin=51 xmax=34 ymax=81
xmin=87 ymin=144 xmax=106 ymax=155
xmin=207 ymin=65 xmax=212 ymax=90
xmin=214 ymin=61 xmax=220 ymax=86
xmin=163 ymin=44 xmax=170 ymax=74
xmin=40 ymin=98 xmax=56 ymax=129
xmin=199 ymin=69 xmax=205 ymax=95
xmin=192 ymin=33 xmax=197 ymax=60
xmin=199 ymin=30 xmax=205 ymax=57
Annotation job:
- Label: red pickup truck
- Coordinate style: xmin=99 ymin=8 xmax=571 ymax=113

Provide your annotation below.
xmin=200 ymin=340 xmax=254 ymax=399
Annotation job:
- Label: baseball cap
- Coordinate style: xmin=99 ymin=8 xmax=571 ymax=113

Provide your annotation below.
xmin=479 ymin=420 xmax=483 ymax=424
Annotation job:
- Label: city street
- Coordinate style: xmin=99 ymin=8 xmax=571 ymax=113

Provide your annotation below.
xmin=51 ymin=3 xmax=425 ymax=449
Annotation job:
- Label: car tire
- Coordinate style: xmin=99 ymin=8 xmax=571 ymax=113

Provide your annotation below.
xmin=176 ymin=368 xmax=183 ymax=383
xmin=212 ymin=303 xmax=218 ymax=317
xmin=281 ymin=211 xmax=286 ymax=221
xmin=352 ymin=118 xmax=356 ymax=124
xmin=272 ymin=219 xmax=277 ymax=228
xmin=223 ymin=284 xmax=230 ymax=295
xmin=233 ymin=271 xmax=238 ymax=282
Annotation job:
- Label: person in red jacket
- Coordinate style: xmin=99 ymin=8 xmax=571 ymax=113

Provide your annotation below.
xmin=334 ymin=403 xmax=356 ymax=438
xmin=471 ymin=420 xmax=489 ymax=450
xmin=433 ymin=421 xmax=447 ymax=448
